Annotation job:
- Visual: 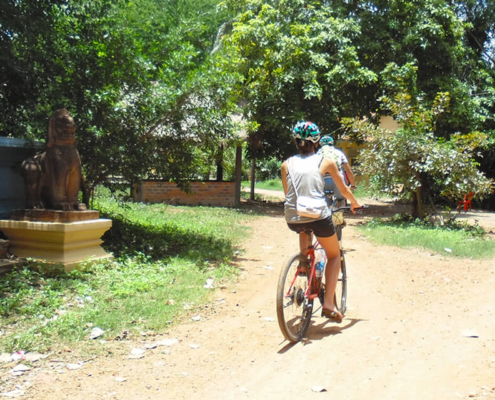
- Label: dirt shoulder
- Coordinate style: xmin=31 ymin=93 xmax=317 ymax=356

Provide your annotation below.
xmin=5 ymin=199 xmax=495 ymax=400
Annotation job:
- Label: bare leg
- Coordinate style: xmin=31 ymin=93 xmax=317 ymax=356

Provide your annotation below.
xmin=299 ymin=231 xmax=312 ymax=255
xmin=316 ymin=233 xmax=342 ymax=317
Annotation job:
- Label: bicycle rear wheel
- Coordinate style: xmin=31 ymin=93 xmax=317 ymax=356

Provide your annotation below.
xmin=276 ymin=254 xmax=313 ymax=342
xmin=333 ymin=249 xmax=347 ymax=315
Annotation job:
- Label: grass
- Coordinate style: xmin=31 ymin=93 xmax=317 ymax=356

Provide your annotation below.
xmin=0 ymin=192 xmax=254 ymax=354
xmin=240 ymin=179 xmax=390 ymax=201
xmin=97 ymin=195 xmax=250 ymax=261
xmin=353 ymin=184 xmax=377 ymax=199
xmin=352 ymin=182 xmax=397 ymax=200
xmin=242 ymin=179 xmax=283 ymax=191
xmin=357 ymin=216 xmax=495 ymax=259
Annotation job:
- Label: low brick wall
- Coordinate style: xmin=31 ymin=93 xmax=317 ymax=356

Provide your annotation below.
xmin=132 ymin=181 xmax=235 ymax=207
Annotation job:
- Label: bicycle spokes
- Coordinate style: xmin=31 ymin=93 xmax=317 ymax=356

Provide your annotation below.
xmin=276 ymin=254 xmax=313 ymax=342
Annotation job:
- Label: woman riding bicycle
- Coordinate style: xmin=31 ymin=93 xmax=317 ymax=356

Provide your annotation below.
xmin=281 ymin=121 xmax=362 ymax=322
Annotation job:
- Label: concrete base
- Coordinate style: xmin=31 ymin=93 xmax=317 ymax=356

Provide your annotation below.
xmin=0 ymin=239 xmax=8 ymax=258
xmin=0 ymin=219 xmax=112 ymax=271
xmin=10 ymin=209 xmax=100 ymax=223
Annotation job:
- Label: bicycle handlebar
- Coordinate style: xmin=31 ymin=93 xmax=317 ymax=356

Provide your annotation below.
xmin=332 ymin=205 xmax=369 ymax=213
xmin=299 ymin=205 xmax=368 ymax=235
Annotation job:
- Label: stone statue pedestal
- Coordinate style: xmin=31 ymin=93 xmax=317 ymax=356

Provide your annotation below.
xmin=0 ymin=210 xmax=112 ymax=272
xmin=0 ymin=239 xmax=8 ymax=258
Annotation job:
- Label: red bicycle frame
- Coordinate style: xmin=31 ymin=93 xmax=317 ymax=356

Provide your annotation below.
xmin=285 ymin=238 xmax=324 ymax=302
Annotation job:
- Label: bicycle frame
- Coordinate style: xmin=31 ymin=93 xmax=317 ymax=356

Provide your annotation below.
xmin=277 ymin=200 xmax=365 ymax=341
xmin=285 ymin=236 xmax=324 ymax=303
xmin=284 ymin=201 xmax=353 ymax=306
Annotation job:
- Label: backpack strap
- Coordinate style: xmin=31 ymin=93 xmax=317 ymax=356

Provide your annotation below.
xmin=287 ymin=157 xmax=299 ymax=198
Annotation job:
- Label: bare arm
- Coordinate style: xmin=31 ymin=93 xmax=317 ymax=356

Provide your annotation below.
xmin=281 ymin=161 xmax=289 ymax=196
xmin=320 ymin=158 xmax=361 ymax=212
xmin=342 ymin=163 xmax=356 ymax=188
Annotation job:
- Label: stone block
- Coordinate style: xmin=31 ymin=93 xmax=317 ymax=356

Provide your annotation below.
xmin=0 ymin=219 xmax=112 ymax=272
xmin=10 ymin=209 xmax=99 ymax=223
xmin=0 ymin=239 xmax=8 ymax=258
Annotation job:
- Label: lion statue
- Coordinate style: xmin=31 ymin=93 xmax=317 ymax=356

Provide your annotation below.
xmin=21 ymin=109 xmax=87 ymax=211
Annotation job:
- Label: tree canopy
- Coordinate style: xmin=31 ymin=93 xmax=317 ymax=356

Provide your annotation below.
xmin=220 ymin=0 xmax=495 ymax=209
xmin=1 ymin=0 xmax=239 ymax=200
xmin=1 ymin=0 xmax=494 ymax=209
xmin=344 ymin=90 xmax=493 ymax=217
xmin=223 ymin=0 xmax=494 ymax=145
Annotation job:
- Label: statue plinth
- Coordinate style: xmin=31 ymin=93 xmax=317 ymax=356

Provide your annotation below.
xmin=0 ymin=214 xmax=112 ymax=272
xmin=11 ymin=209 xmax=100 ymax=223
xmin=0 ymin=109 xmax=115 ymax=271
xmin=0 ymin=239 xmax=8 ymax=258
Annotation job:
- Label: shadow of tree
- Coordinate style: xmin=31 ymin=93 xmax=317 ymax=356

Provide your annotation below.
xmin=236 ymin=200 xmax=284 ymax=218
xmin=100 ymin=210 xmax=237 ymax=262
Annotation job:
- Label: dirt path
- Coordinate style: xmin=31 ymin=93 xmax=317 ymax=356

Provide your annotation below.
xmin=14 ymin=201 xmax=495 ymax=400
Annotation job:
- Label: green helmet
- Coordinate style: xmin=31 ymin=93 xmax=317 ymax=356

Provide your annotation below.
xmin=292 ymin=121 xmax=320 ymax=143
xmin=319 ymin=135 xmax=334 ymax=146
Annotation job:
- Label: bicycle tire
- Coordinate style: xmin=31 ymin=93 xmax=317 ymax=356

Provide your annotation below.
xmin=276 ymin=253 xmax=313 ymax=342
xmin=333 ymin=248 xmax=347 ymax=315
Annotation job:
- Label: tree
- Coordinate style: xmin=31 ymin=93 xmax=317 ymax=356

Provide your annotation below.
xmin=343 ymin=90 xmax=493 ymax=218
xmin=452 ymin=0 xmax=495 ymax=209
xmin=349 ymin=0 xmax=495 ymax=136
xmin=222 ymin=0 xmax=495 ymax=153
xmin=0 ymin=0 xmax=240 ymax=203
xmin=222 ymin=0 xmax=377 ymax=161
xmin=220 ymin=0 xmax=495 ymax=210
xmin=454 ymin=0 xmax=495 ymax=65
xmin=0 ymin=0 xmax=66 ymax=135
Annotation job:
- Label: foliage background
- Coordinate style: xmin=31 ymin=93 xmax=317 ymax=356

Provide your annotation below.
xmin=1 ymin=0 xmax=494 ymax=208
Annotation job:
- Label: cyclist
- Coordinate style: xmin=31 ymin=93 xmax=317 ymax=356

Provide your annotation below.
xmin=317 ymin=135 xmax=356 ymax=207
xmin=281 ymin=121 xmax=362 ymax=323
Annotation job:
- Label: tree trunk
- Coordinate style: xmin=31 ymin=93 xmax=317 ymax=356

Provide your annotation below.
xmin=250 ymin=158 xmax=256 ymax=201
xmin=412 ymin=187 xmax=423 ymax=219
xmin=234 ymin=145 xmax=242 ymax=207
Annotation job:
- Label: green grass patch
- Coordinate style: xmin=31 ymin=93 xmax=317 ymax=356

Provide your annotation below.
xmin=0 ymin=194 xmax=254 ymax=354
xmin=241 ymin=179 xmax=391 ymax=200
xmin=353 ymin=182 xmax=396 ymax=200
xmin=96 ymin=195 xmax=250 ymax=262
xmin=242 ymin=179 xmax=283 ymax=191
xmin=357 ymin=217 xmax=495 ymax=259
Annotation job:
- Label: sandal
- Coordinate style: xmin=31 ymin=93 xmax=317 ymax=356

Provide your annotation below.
xmin=322 ymin=308 xmax=343 ymax=323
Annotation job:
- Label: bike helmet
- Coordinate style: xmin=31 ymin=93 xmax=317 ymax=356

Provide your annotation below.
xmin=292 ymin=121 xmax=320 ymax=143
xmin=319 ymin=135 xmax=334 ymax=146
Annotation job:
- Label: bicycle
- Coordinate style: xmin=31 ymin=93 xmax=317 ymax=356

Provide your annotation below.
xmin=276 ymin=197 xmax=364 ymax=342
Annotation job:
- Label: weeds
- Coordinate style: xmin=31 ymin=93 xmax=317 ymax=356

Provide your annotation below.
xmin=358 ymin=214 xmax=495 ymax=259
xmin=241 ymin=179 xmax=283 ymax=192
xmin=0 ymin=194 xmax=253 ymax=353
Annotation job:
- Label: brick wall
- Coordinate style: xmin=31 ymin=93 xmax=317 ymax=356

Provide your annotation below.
xmin=132 ymin=181 xmax=235 ymax=207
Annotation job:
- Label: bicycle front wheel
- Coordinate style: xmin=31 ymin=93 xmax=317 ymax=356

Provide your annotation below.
xmin=276 ymin=254 xmax=313 ymax=342
xmin=334 ymin=249 xmax=347 ymax=315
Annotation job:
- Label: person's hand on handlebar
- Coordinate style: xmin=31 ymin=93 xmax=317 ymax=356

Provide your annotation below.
xmin=350 ymin=200 xmax=363 ymax=214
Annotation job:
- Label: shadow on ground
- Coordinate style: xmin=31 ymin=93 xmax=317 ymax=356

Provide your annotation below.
xmin=238 ymin=199 xmax=284 ymax=218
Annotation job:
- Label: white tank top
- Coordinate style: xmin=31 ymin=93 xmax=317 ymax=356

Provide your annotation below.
xmin=284 ymin=154 xmax=330 ymax=223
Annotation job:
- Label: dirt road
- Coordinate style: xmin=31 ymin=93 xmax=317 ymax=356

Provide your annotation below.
xmin=19 ymin=200 xmax=495 ymax=399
